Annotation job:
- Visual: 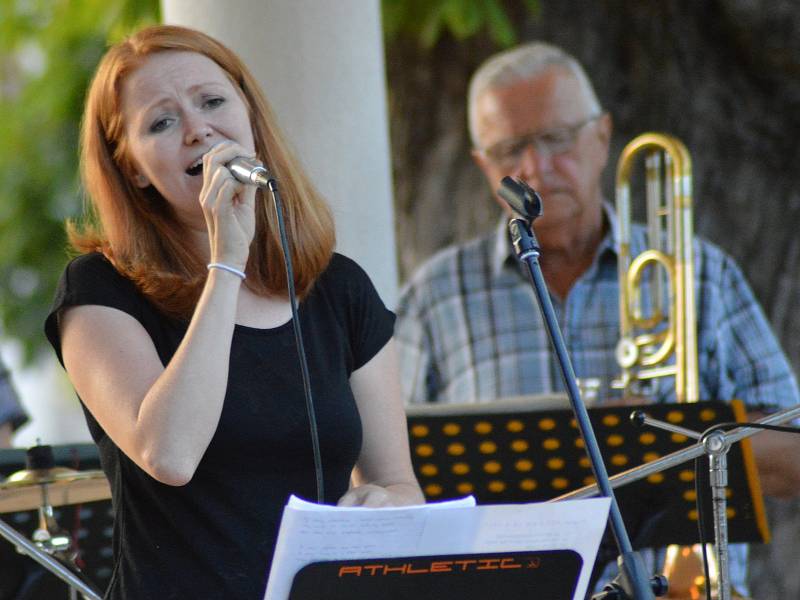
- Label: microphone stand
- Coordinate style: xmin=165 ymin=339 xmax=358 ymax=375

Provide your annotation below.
xmin=499 ymin=177 xmax=663 ymax=599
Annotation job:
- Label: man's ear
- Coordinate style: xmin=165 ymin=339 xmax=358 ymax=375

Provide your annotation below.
xmin=471 ymin=147 xmax=490 ymax=175
xmin=472 ymin=147 xmax=515 ymax=218
xmin=595 ymin=112 xmax=613 ymax=148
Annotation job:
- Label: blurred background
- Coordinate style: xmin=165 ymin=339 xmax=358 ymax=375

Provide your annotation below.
xmin=1 ymin=1 xmax=799 ymax=597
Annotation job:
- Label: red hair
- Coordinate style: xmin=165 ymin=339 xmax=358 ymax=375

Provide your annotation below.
xmin=73 ymin=24 xmax=334 ymax=317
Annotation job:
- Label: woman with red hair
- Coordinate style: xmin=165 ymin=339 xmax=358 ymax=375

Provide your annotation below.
xmin=45 ymin=24 xmax=422 ymax=599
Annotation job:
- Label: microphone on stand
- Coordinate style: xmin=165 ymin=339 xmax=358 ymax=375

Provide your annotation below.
xmin=227 ymin=157 xmax=274 ymax=188
xmin=499 ymin=176 xmax=543 ymax=221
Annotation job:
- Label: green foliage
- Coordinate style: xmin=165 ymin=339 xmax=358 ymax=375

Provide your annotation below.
xmin=0 ymin=0 xmax=159 ymax=363
xmin=382 ymin=0 xmax=539 ymax=49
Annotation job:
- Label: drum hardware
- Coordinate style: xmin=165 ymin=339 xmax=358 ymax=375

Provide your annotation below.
xmin=0 ymin=465 xmax=110 ymax=514
xmin=0 ymin=443 xmax=107 ymax=600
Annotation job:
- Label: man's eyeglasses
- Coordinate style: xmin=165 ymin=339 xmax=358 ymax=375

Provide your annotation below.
xmin=481 ymin=113 xmax=604 ymax=168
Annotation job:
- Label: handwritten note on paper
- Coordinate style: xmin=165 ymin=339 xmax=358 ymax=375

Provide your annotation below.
xmin=263 ymin=495 xmax=610 ymax=600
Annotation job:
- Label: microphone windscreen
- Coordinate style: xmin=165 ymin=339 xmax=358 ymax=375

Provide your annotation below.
xmin=498 ymin=176 xmax=543 ymax=219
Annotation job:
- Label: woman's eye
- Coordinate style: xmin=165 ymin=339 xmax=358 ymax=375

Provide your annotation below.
xmin=149 ymin=118 xmax=173 ymax=133
xmin=204 ymin=97 xmax=225 ymax=109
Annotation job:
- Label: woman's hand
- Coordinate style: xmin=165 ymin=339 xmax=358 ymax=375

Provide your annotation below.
xmin=341 ymin=340 xmax=425 ymax=509
xmin=337 ymin=482 xmax=424 ymax=508
xmin=199 ymin=140 xmax=257 ymax=270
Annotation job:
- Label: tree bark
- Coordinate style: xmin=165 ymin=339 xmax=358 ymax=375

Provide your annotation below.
xmin=386 ymin=1 xmax=800 ymax=596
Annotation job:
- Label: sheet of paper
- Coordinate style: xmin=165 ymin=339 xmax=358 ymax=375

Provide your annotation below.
xmin=264 ymin=495 xmax=610 ymax=600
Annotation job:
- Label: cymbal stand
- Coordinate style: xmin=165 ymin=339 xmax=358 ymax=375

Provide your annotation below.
xmin=32 ymin=482 xmax=72 ymax=554
xmin=0 ymin=441 xmax=101 ymax=600
xmin=555 ymin=403 xmax=800 ymax=600
xmin=0 ymin=512 xmax=102 ymax=600
xmin=1 ymin=441 xmax=103 ymax=600
xmin=35 ymin=481 xmax=101 ymax=599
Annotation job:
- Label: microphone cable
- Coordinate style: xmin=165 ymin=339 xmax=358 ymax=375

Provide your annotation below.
xmin=262 ymin=178 xmax=325 ymax=504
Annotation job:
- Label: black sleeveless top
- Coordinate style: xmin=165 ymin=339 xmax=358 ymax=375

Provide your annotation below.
xmin=45 ymin=252 xmax=395 ymax=600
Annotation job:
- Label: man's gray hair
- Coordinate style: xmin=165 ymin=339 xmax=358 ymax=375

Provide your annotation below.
xmin=468 ymin=41 xmax=601 ymax=148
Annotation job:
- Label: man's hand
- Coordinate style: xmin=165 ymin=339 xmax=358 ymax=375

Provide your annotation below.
xmin=601 ymin=395 xmax=651 ymax=408
xmin=748 ymin=412 xmax=800 ymax=498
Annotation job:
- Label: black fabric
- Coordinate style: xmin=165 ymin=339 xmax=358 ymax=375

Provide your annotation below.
xmin=44 ymin=252 xmax=395 ymax=600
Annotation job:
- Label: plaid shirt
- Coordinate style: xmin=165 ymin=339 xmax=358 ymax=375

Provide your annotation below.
xmin=396 ymin=206 xmax=799 ymax=411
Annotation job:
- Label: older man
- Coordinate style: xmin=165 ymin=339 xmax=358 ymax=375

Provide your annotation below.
xmin=395 ymin=41 xmax=800 ymax=596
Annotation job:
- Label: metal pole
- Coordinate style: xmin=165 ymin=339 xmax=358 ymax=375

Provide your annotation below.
xmin=0 ymin=518 xmax=102 ymax=600
xmin=705 ymin=431 xmax=731 ymax=600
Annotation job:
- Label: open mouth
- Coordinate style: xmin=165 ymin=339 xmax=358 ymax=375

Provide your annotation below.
xmin=186 ymin=157 xmax=203 ymax=176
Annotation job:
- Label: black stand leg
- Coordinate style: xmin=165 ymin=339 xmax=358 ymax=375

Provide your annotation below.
xmin=500 ymin=176 xmax=664 ymax=599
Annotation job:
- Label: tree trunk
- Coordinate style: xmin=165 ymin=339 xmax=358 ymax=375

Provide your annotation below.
xmin=386 ymin=1 xmax=800 ymax=597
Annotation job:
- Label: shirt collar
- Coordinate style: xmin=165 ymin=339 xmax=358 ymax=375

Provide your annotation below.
xmin=598 ymin=201 xmax=620 ymax=258
xmin=491 ymin=217 xmax=512 ymax=278
xmin=491 ymin=201 xmax=621 ymax=279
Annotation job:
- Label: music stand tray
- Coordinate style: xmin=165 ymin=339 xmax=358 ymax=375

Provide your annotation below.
xmin=406 ymin=398 xmax=768 ymax=549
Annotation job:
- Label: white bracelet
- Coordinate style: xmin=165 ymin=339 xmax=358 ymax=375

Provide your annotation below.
xmin=207 ymin=262 xmax=246 ymax=280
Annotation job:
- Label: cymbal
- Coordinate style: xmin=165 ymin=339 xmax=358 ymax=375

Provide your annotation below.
xmin=0 ymin=468 xmax=111 ymax=514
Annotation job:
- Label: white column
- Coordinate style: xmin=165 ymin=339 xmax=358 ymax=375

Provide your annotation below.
xmin=162 ymin=0 xmax=399 ymax=306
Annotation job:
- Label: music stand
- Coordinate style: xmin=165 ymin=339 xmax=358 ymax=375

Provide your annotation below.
xmin=405 ymin=397 xmax=768 ymax=550
xmin=0 ymin=443 xmax=114 ymax=597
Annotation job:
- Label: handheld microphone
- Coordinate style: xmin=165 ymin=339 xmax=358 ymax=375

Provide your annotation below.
xmin=228 ymin=157 xmax=273 ymax=188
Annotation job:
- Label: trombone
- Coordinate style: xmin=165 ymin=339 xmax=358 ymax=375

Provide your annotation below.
xmin=614 ymin=133 xmax=750 ymax=599
xmin=614 ymin=132 xmax=698 ymax=404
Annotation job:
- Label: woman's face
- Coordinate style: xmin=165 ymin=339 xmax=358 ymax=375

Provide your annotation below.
xmin=120 ymin=50 xmax=256 ymax=230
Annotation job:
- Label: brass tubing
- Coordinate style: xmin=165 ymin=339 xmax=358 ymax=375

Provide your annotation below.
xmin=614 ymin=133 xmax=698 ymax=403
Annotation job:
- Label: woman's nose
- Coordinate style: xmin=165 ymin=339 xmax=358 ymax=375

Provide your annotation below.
xmin=183 ymin=113 xmax=213 ymax=145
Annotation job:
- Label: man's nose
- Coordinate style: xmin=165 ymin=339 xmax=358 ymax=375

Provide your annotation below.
xmin=515 ymin=143 xmax=552 ymax=186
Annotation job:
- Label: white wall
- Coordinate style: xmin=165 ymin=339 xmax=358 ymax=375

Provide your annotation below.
xmin=162 ymin=0 xmax=399 ymax=306
xmin=3 ymin=341 xmax=91 ymax=447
